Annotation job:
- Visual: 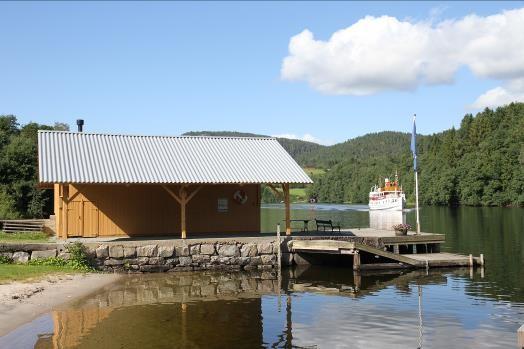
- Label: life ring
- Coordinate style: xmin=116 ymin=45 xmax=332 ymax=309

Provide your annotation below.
xmin=233 ymin=190 xmax=248 ymax=204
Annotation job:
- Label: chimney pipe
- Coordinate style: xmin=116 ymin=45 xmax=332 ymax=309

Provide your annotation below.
xmin=76 ymin=119 xmax=84 ymax=132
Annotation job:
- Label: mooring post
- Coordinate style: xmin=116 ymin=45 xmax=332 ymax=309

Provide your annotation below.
xmin=353 ymin=270 xmax=361 ymax=292
xmin=469 ymin=254 xmax=474 ymax=267
xmin=518 ymin=325 xmax=524 ymax=349
xmin=480 ymin=253 xmax=484 ymax=266
xmin=353 ymin=251 xmax=361 ymax=271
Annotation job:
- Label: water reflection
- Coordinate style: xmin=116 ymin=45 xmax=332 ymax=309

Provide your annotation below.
xmin=262 ymin=205 xmax=524 ymax=301
xmin=369 ymin=210 xmax=406 ymax=230
xmin=2 ymin=267 xmax=522 ymax=349
xmin=33 ymin=271 xmax=278 ymax=349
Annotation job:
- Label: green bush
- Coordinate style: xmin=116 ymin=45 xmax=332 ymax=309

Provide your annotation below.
xmin=26 ymin=242 xmax=94 ymax=272
xmin=65 ymin=242 xmax=94 ymax=272
xmin=28 ymin=256 xmax=67 ymax=267
xmin=0 ymin=255 xmax=13 ymax=264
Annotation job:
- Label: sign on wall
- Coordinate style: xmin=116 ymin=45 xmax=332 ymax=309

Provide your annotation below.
xmin=217 ymin=198 xmax=228 ymax=213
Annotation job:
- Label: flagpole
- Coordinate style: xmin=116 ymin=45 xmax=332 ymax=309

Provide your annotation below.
xmin=412 ymin=114 xmax=421 ymax=235
xmin=415 ymin=167 xmax=421 ymax=235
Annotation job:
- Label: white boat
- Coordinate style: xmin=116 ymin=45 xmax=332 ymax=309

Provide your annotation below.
xmin=369 ymin=173 xmax=406 ymax=211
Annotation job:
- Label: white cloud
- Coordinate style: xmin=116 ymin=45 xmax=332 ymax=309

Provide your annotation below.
xmin=471 ymin=78 xmax=524 ymax=109
xmin=281 ymin=8 xmax=524 ymax=107
xmin=272 ymin=133 xmax=332 ymax=145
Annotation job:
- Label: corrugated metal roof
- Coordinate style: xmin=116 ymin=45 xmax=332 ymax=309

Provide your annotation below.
xmin=38 ymin=131 xmax=313 ymax=184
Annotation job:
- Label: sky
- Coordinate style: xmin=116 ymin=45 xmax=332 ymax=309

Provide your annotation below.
xmin=1 ymin=1 xmax=523 ymax=145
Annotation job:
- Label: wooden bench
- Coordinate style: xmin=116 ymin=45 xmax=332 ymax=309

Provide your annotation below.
xmin=315 ymin=219 xmax=341 ymax=233
xmin=1 ymin=220 xmax=44 ymax=233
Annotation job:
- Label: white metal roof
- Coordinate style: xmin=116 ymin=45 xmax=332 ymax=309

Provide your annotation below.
xmin=38 ymin=131 xmax=313 ymax=184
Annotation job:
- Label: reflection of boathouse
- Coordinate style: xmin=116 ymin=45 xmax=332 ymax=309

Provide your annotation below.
xmin=23 ymin=267 xmax=490 ymax=349
xmin=34 ymin=272 xmax=276 ymax=348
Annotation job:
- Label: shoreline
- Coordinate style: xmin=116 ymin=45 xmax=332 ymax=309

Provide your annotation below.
xmin=0 ymin=272 xmax=121 ymax=337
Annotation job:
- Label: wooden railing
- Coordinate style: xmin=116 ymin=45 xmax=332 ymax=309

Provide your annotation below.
xmin=0 ymin=220 xmax=45 ymax=233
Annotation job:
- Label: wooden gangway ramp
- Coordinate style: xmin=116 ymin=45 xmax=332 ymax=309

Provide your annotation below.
xmin=290 ymin=232 xmax=483 ymax=270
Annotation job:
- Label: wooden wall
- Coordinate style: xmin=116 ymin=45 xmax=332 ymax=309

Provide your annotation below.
xmin=54 ymin=183 xmax=261 ymax=238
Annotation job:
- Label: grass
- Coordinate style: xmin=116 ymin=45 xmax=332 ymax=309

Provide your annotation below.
xmin=0 ymin=231 xmax=50 ymax=242
xmin=290 ymin=188 xmax=308 ymax=202
xmin=0 ymin=242 xmax=93 ymax=283
xmin=304 ymin=167 xmax=326 ymax=177
xmin=0 ymin=264 xmax=78 ymax=283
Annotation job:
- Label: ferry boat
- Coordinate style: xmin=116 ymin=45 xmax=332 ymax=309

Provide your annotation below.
xmin=369 ymin=173 xmax=406 ymax=211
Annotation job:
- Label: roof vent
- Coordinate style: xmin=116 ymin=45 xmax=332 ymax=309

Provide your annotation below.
xmin=76 ymin=119 xmax=84 ymax=132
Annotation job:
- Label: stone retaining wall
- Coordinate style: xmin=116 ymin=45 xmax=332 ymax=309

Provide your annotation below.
xmin=93 ymin=241 xmax=281 ymax=272
xmin=1 ymin=235 xmax=383 ymax=273
xmin=0 ymin=240 xmax=292 ymax=273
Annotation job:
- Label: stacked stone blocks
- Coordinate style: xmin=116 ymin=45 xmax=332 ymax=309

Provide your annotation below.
xmin=92 ymin=241 xmax=279 ymax=273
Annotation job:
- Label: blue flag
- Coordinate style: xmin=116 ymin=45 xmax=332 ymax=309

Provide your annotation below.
xmin=411 ymin=116 xmax=417 ymax=171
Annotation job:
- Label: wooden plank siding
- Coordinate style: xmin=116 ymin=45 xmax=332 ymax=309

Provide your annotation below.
xmin=55 ymin=183 xmax=261 ymax=238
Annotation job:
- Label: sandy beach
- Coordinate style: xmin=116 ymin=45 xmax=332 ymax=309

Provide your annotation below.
xmin=0 ymin=273 xmax=121 ymax=337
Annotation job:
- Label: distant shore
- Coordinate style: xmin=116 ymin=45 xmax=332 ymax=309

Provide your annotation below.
xmin=0 ymin=273 xmax=121 ymax=336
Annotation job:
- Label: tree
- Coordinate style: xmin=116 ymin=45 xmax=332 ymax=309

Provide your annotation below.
xmin=0 ymin=115 xmax=69 ymax=219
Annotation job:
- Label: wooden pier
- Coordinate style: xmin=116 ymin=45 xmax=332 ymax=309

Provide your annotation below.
xmin=288 ymin=228 xmax=483 ymax=270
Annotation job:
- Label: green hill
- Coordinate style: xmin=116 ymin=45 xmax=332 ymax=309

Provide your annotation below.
xmin=306 ymin=104 xmax=524 ymax=206
xmin=186 ymin=103 xmax=524 ymax=207
xmin=182 ymin=130 xmax=325 ymax=160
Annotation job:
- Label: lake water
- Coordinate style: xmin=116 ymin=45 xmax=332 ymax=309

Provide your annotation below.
xmin=1 ymin=205 xmax=523 ymax=348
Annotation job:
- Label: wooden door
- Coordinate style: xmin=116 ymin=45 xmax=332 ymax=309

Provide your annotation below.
xmin=83 ymin=201 xmax=99 ymax=237
xmin=66 ymin=201 xmax=82 ymax=237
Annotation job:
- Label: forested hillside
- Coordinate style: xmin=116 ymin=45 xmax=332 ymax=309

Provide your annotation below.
xmin=182 ymin=131 xmax=324 ymax=160
xmin=307 ymin=103 xmax=524 ymax=206
xmin=183 ymin=104 xmax=524 ymax=207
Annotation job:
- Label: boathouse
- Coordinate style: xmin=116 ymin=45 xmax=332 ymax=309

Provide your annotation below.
xmin=38 ymin=131 xmax=312 ymax=239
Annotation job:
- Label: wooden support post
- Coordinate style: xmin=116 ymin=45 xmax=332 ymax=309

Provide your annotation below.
xmin=469 ymin=254 xmax=474 ymax=267
xmin=57 ymin=184 xmax=63 ymax=238
xmin=282 ymin=183 xmax=291 ymax=236
xmin=353 ymin=270 xmax=361 ymax=292
xmin=162 ymin=185 xmax=202 ymax=239
xmin=267 ymin=184 xmax=283 ymax=199
xmin=479 ymin=253 xmax=484 ymax=266
xmin=393 ymin=244 xmax=399 ymax=254
xmin=63 ymin=184 xmax=69 ymax=239
xmin=353 ymin=251 xmax=361 ymax=271
xmin=180 ymin=187 xmax=187 ymax=239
